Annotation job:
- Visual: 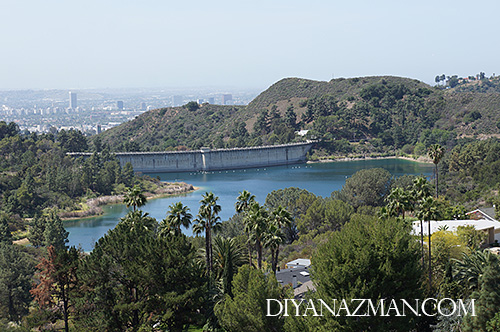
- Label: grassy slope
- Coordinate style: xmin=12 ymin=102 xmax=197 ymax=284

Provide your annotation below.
xmin=97 ymin=76 xmax=500 ymax=151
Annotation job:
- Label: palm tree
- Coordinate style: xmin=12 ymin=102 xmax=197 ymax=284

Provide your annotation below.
xmin=235 ymin=190 xmax=256 ymax=266
xmin=428 ymin=144 xmax=445 ymax=198
xmin=411 ymin=176 xmax=432 ymax=264
xmin=160 ymin=202 xmax=192 ymax=235
xmin=212 ymin=236 xmax=246 ymax=296
xmin=235 ymin=190 xmax=256 ymax=213
xmin=264 ymin=223 xmax=286 ymax=274
xmin=245 ymin=202 xmax=268 ymax=269
xmin=193 ymin=192 xmax=222 ymax=276
xmin=269 ymin=206 xmax=292 ymax=271
xmin=120 ymin=210 xmax=156 ymax=232
xmin=123 ymin=185 xmax=147 ymax=212
xmin=416 ymin=195 xmax=439 ymax=288
xmin=386 ymin=187 xmax=411 ymax=219
xmin=453 ymin=250 xmax=499 ymax=293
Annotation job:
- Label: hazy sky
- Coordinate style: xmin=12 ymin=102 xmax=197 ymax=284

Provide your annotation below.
xmin=1 ymin=0 xmax=499 ymax=90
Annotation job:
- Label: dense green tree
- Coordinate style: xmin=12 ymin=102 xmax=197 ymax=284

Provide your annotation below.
xmin=299 ymin=198 xmax=353 ymax=238
xmin=463 ymin=263 xmax=500 ymax=331
xmin=284 ymin=106 xmax=297 ymax=129
xmin=487 ymin=312 xmax=500 ymax=331
xmin=0 ymin=243 xmax=35 ymax=322
xmin=29 ymin=211 xmax=69 ymax=249
xmin=0 ymin=121 xmax=19 ymax=140
xmin=254 ymin=110 xmax=269 ymax=135
xmin=74 ymin=215 xmax=205 ymax=331
xmin=29 ymin=214 xmax=46 ymax=248
xmin=185 ymin=101 xmax=200 ymax=112
xmin=265 ymin=187 xmax=314 ymax=242
xmin=215 ymin=266 xmax=285 ymax=332
xmin=312 ymin=215 xmax=424 ymax=331
xmin=121 ymin=162 xmax=134 ymax=187
xmin=334 ymin=168 xmax=392 ymax=208
xmin=57 ymin=129 xmax=88 ymax=152
xmin=0 ymin=214 xmax=11 ymax=244
xmin=43 ymin=210 xmax=69 ymax=250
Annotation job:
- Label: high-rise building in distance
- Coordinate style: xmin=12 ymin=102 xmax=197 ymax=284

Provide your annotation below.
xmin=117 ymin=100 xmax=124 ymax=110
xmin=222 ymin=94 xmax=232 ymax=105
xmin=173 ymin=95 xmax=183 ymax=107
xmin=69 ymin=92 xmax=77 ymax=109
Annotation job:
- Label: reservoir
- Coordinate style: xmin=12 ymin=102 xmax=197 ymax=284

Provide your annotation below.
xmin=65 ymin=158 xmax=434 ymax=251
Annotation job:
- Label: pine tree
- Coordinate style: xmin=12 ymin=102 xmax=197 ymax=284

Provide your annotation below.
xmin=0 ymin=243 xmax=35 ymax=322
xmin=215 ymin=266 xmax=285 ymax=332
xmin=43 ymin=210 xmax=69 ymax=250
xmin=29 ymin=214 xmax=46 ymax=248
xmin=463 ymin=264 xmax=500 ymax=331
xmin=0 ymin=214 xmax=11 ymax=244
xmin=31 ymin=246 xmax=80 ymax=332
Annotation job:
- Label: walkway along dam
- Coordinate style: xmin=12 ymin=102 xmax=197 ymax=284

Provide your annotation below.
xmin=69 ymin=141 xmax=314 ymax=173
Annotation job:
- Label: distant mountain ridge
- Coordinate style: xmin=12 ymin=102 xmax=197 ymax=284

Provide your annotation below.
xmin=96 ymin=76 xmax=500 ymax=153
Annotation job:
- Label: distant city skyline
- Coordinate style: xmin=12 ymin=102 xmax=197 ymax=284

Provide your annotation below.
xmin=1 ymin=0 xmax=499 ymax=90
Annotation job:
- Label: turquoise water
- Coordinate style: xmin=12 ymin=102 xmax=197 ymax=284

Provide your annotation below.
xmin=65 ymin=159 xmax=433 ymax=251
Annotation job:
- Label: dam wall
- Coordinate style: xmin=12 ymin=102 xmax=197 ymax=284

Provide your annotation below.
xmin=70 ymin=142 xmax=314 ymax=173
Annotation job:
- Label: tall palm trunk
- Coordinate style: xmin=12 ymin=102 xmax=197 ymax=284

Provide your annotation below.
xmin=428 ymin=220 xmax=432 ymax=288
xmin=275 ymin=245 xmax=280 ymax=273
xmin=248 ymin=242 xmax=253 ymax=267
xmin=420 ymin=221 xmax=425 ymax=268
xmin=257 ymin=239 xmax=262 ymax=269
xmin=205 ymin=227 xmax=212 ymax=275
xmin=270 ymin=249 xmax=276 ymax=274
xmin=208 ymin=227 xmax=213 ymax=274
xmin=435 ymin=164 xmax=439 ymax=198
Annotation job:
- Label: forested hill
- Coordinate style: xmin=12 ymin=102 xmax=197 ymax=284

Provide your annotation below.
xmin=246 ymin=76 xmax=429 ymax=112
xmin=96 ymin=76 xmax=500 ymax=155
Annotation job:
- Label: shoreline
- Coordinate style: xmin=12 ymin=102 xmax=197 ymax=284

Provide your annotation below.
xmin=307 ymin=155 xmax=433 ymax=164
xmin=59 ymin=182 xmax=199 ymax=221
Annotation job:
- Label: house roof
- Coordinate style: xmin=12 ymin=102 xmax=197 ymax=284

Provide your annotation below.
xmin=275 ymin=266 xmax=311 ymax=287
xmin=285 ymin=258 xmax=311 ymax=268
xmin=412 ymin=219 xmax=499 ymax=236
xmin=294 ymin=280 xmax=316 ymax=298
xmin=466 ymin=208 xmax=497 ymax=221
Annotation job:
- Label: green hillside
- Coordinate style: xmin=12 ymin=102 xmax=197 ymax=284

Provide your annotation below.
xmin=246 ymin=76 xmax=428 ymax=112
xmin=96 ymin=76 xmax=500 ymax=157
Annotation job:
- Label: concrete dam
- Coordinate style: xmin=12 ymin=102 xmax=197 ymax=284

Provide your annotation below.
xmin=70 ymin=142 xmax=314 ymax=173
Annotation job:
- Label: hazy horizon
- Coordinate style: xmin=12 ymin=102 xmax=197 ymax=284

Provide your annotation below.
xmin=1 ymin=0 xmax=499 ymax=90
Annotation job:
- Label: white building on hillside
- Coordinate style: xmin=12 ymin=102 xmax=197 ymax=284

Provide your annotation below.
xmin=412 ymin=219 xmax=500 ymax=244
